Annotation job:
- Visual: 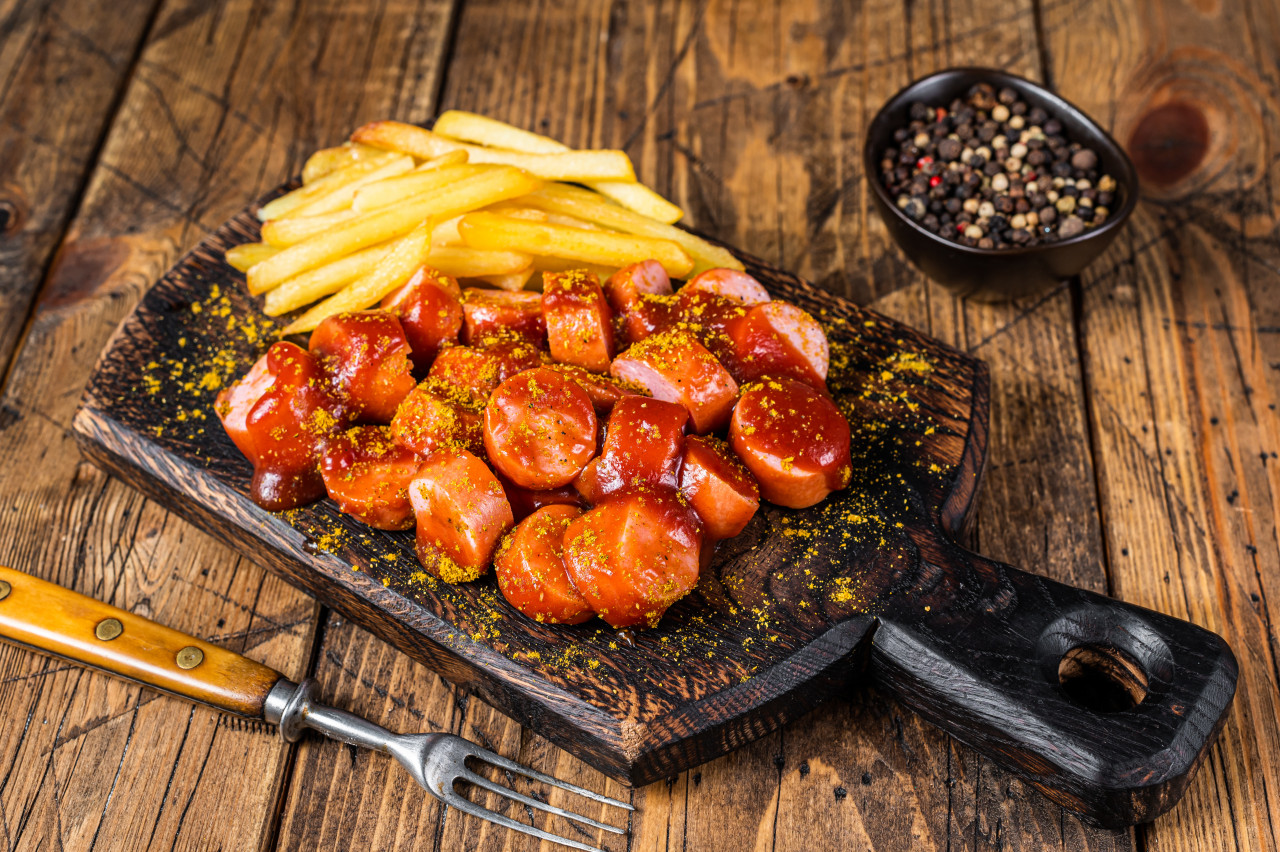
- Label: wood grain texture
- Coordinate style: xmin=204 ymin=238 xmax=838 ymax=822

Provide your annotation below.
xmin=0 ymin=565 xmax=283 ymax=716
xmin=0 ymin=0 xmax=457 ymax=849
xmin=1044 ymin=0 xmax=1280 ymax=848
xmin=0 ymin=0 xmax=161 ymax=378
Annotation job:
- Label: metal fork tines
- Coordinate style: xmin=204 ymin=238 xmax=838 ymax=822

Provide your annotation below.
xmin=264 ymin=678 xmax=633 ymax=851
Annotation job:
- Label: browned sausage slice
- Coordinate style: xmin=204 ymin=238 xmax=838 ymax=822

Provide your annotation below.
xmin=410 ymin=450 xmax=514 ymax=581
xmin=462 ymin=288 xmax=546 ymax=347
xmin=561 ymin=492 xmax=702 ymax=628
xmin=495 ymin=505 xmax=592 ymax=625
xmin=390 ymin=380 xmax=484 ymax=455
xmin=594 ymin=396 xmax=689 ymax=497
xmin=728 ymin=301 xmax=830 ymax=390
xmin=321 ymin=425 xmax=423 ymax=530
xmin=729 ymin=377 xmax=852 ymax=508
xmin=483 ymin=367 xmax=598 ymax=489
xmin=610 ymin=330 xmax=738 ymax=434
xmin=542 ymin=270 xmax=615 ymax=372
xmin=682 ymin=268 xmax=771 ymax=306
xmin=679 ymin=434 xmax=760 ymax=540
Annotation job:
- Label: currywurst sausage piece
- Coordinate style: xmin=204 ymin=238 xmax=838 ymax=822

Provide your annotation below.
xmin=610 ymin=330 xmax=738 ymax=434
xmin=309 ymin=311 xmax=416 ymax=424
xmin=728 ymin=301 xmax=830 ymax=390
xmin=606 ymin=260 xmax=677 ymax=347
xmin=495 ymin=505 xmax=592 ymax=625
xmin=427 ymin=340 xmax=544 ymax=401
xmin=321 ymin=425 xmax=423 ymax=530
xmin=562 ymin=492 xmax=702 ymax=628
xmin=729 ymin=377 xmax=852 ymax=509
xmin=681 ymin=267 xmax=770 ymax=307
xmin=542 ymin=270 xmax=615 ymax=372
xmin=679 ymin=435 xmax=760 ymax=540
xmin=390 ymin=379 xmax=484 ymax=455
xmin=410 ymin=450 xmax=514 ymax=582
xmin=462 ymin=288 xmax=545 ymax=347
xmin=541 ymin=362 xmax=642 ymax=415
xmin=594 ymin=396 xmax=689 ymax=497
xmin=381 ymin=266 xmax=464 ymax=372
xmin=484 ymin=367 xmax=598 ymax=489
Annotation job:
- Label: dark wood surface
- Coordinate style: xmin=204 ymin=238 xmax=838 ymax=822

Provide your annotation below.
xmin=1 ymin=0 xmax=1277 ymax=849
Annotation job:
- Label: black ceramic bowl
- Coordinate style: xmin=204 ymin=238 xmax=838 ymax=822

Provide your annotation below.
xmin=864 ymin=68 xmax=1139 ymax=301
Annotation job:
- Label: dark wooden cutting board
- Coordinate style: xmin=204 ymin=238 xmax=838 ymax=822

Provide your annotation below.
xmin=72 ymin=186 xmax=1236 ymax=829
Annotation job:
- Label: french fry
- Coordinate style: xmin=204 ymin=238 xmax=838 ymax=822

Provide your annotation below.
xmin=415 ymin=149 xmax=469 ymax=171
xmin=225 ymin=242 xmax=280 ymax=273
xmin=262 ymin=209 xmax=361 ymax=247
xmin=476 ymin=267 xmax=536 ymax=292
xmin=431 ymin=110 xmax=684 ymax=223
xmin=522 ymin=183 xmax=743 ymax=273
xmin=248 ymin=166 xmax=543 ymax=295
xmin=458 ymin=211 xmax=693 ymax=279
xmin=432 ymin=216 xmax=464 ymax=246
xmin=351 ymin=163 xmax=486 ymax=213
xmin=353 ymin=121 xmax=635 ymax=182
xmin=284 ymin=224 xmax=432 ymax=334
xmin=301 ymin=142 xmax=383 ymax=183
xmin=432 ymin=111 xmax=566 ymax=154
xmin=425 ymin=246 xmax=532 ymax=278
xmin=282 ymin=155 xmax=414 ymax=219
xmin=258 ymin=151 xmax=398 ymax=221
xmin=261 ymin=244 xmax=394 ymax=313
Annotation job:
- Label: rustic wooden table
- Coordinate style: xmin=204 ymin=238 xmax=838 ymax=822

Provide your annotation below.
xmin=1 ymin=0 xmax=1276 ymax=849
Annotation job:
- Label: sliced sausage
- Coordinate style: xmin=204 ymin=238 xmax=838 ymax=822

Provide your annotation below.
xmin=562 ymin=492 xmax=703 ymax=629
xmin=484 ymin=367 xmax=598 ymax=489
xmin=462 ymin=288 xmax=545 ymax=347
xmin=604 ymin=260 xmax=672 ymax=315
xmin=542 ymin=270 xmax=615 ymax=372
xmin=321 ymin=425 xmax=423 ymax=530
xmin=672 ymin=288 xmax=750 ymax=368
xmin=215 ymin=350 xmax=276 ymax=460
xmin=681 ymin=268 xmax=770 ymax=306
xmin=495 ymin=505 xmax=592 ymax=624
xmin=381 ymin=266 xmax=464 ymax=372
xmin=729 ymin=377 xmax=852 ymax=509
xmin=593 ymin=396 xmax=688 ymax=497
xmin=218 ymin=342 xmax=347 ymax=510
xmin=610 ymin=330 xmax=738 ymax=434
xmin=542 ymin=362 xmax=643 ymax=415
xmin=410 ymin=450 xmax=514 ymax=581
xmin=679 ymin=435 xmax=760 ymax=540
xmin=727 ymin=301 xmax=829 ymax=390
xmin=390 ymin=379 xmax=484 ymax=455
xmin=572 ymin=456 xmax=604 ymax=504
xmin=427 ymin=340 xmax=544 ymax=401
xmin=309 ymin=310 xmax=416 ymax=423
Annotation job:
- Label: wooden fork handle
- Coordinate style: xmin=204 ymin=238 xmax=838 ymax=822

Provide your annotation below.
xmin=0 ymin=565 xmax=284 ymax=717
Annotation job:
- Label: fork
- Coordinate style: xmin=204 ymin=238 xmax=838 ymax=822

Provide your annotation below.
xmin=0 ymin=565 xmax=632 ymax=851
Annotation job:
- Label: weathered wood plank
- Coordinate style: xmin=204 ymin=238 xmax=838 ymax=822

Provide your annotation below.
xmin=1045 ymin=0 xmax=1280 ymax=848
xmin=0 ymin=0 xmax=161 ymax=381
xmin=0 ymin=0 xmax=457 ymax=849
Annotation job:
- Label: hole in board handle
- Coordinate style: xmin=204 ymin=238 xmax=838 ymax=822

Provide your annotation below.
xmin=1058 ymin=643 xmax=1148 ymax=713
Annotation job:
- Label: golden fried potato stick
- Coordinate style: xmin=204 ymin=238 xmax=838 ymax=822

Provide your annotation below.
xmin=261 ymin=243 xmax=394 ymax=314
xmin=284 ymin=224 xmax=432 ymax=334
xmin=301 ymin=142 xmax=384 ymax=184
xmin=431 ymin=110 xmax=684 ymax=223
xmin=225 ymin=242 xmax=279 ymax=273
xmin=458 ymin=211 xmax=693 ymax=279
xmin=261 ymin=209 xmax=361 ymax=247
xmin=258 ymin=151 xmax=398 ymax=221
xmin=425 ymin=246 xmax=532 ymax=278
xmin=248 ymin=167 xmax=543 ymax=295
xmin=351 ymin=163 xmax=487 ymax=213
xmin=283 ymin=155 xmax=414 ymax=218
xmin=352 ymin=121 xmax=635 ymax=182
xmin=521 ymin=183 xmax=743 ymax=274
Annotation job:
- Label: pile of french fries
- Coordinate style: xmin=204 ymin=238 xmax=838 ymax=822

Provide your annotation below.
xmin=226 ymin=112 xmax=743 ymax=334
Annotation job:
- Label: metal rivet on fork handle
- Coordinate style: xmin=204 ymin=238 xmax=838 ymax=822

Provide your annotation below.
xmin=95 ymin=618 xmax=123 ymax=641
xmin=0 ymin=580 xmax=10 ymax=602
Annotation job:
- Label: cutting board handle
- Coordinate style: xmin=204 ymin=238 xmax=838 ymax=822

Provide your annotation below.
xmin=870 ymin=532 xmax=1237 ymax=828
